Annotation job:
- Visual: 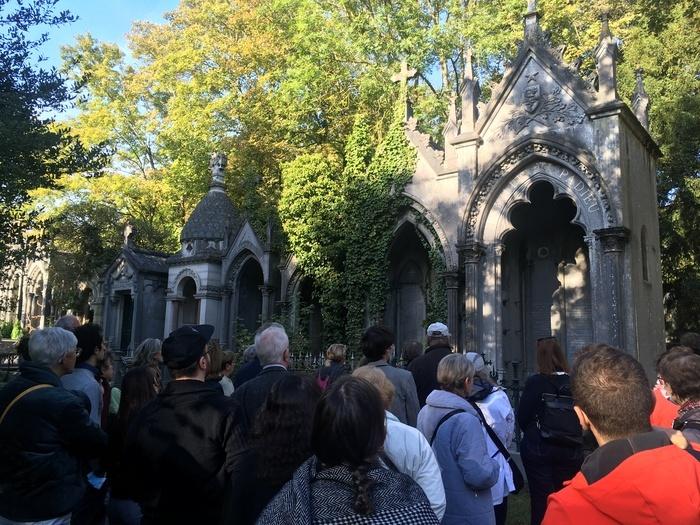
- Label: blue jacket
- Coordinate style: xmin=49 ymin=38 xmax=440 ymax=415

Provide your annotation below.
xmin=417 ymin=389 xmax=499 ymax=525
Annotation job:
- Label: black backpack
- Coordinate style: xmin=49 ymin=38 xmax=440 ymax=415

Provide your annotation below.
xmin=536 ymin=377 xmax=583 ymax=447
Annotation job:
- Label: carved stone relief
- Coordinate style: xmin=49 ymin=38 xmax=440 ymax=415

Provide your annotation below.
xmin=464 ymin=142 xmax=613 ymax=242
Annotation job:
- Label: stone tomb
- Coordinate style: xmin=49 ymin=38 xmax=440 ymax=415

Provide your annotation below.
xmin=95 ymin=3 xmax=664 ymax=377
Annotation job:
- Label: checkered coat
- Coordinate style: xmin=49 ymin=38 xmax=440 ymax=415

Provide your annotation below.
xmin=256 ymin=457 xmax=439 ymax=525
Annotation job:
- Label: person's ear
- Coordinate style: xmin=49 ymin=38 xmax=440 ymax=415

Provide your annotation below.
xmin=574 ymin=406 xmax=591 ymax=431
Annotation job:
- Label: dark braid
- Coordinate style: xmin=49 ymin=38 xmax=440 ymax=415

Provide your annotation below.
xmin=351 ymin=461 xmax=374 ymax=515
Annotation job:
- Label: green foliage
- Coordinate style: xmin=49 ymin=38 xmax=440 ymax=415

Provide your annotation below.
xmin=28 ymin=172 xmax=181 ymax=312
xmin=10 ymin=321 xmax=22 ymax=340
xmin=0 ymin=321 xmax=13 ymax=339
xmin=0 ymin=0 xmax=106 ymax=268
xmin=15 ymin=0 xmax=698 ymax=335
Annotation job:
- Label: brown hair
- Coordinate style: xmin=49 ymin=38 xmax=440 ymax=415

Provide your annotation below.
xmin=659 ymin=352 xmax=700 ymax=402
xmin=536 ymin=337 xmax=570 ymax=374
xmin=205 ymin=339 xmax=223 ymax=380
xmin=571 ymin=345 xmax=652 ymax=439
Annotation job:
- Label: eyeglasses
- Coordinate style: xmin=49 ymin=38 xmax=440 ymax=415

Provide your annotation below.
xmin=537 ymin=336 xmax=557 ymax=343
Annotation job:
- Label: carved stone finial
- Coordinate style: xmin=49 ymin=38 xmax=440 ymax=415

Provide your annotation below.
xmin=463 ymin=47 xmax=474 ymax=82
xmin=443 ymin=93 xmax=458 ymax=139
xmin=524 ymin=0 xmax=541 ymax=41
xmin=392 ymin=58 xmax=418 ymax=122
xmin=595 ymin=13 xmax=618 ymax=103
xmin=209 ymin=152 xmax=227 ymax=189
xmin=123 ymin=222 xmax=137 ymax=247
xmin=632 ymin=68 xmax=650 ymax=130
xmin=599 ymin=12 xmax=612 ymax=41
xmin=460 ymin=47 xmax=480 ymax=133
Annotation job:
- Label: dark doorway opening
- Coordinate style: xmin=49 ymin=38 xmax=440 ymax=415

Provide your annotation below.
xmin=501 ymin=181 xmax=593 ymax=375
xmin=237 ymin=258 xmax=264 ymax=334
xmin=387 ymin=223 xmax=430 ymax=355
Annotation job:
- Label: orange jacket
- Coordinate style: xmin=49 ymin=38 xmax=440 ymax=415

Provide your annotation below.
xmin=650 ymin=387 xmax=679 ymax=428
xmin=543 ymin=443 xmax=700 ymax=525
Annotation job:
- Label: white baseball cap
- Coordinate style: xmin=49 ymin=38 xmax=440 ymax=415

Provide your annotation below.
xmin=465 ymin=352 xmax=486 ymax=372
xmin=426 ymin=322 xmax=450 ymax=337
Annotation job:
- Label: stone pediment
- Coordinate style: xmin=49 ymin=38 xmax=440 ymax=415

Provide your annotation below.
xmin=111 ymin=257 xmax=134 ymax=282
xmin=479 ymin=46 xmax=595 ymax=144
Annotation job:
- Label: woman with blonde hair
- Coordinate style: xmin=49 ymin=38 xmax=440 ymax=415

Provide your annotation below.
xmin=315 ymin=343 xmax=347 ymax=390
xmin=417 ymin=353 xmax=499 ymax=525
xmin=352 ymin=366 xmax=446 ymax=520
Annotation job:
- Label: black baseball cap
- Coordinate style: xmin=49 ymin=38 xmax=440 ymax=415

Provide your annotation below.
xmin=162 ymin=324 xmax=215 ymax=369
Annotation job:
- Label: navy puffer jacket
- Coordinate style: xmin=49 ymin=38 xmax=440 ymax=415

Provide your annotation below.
xmin=0 ymin=361 xmax=107 ymax=521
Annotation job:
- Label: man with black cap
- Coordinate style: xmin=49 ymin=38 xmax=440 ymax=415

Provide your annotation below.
xmin=124 ymin=325 xmax=239 ymax=525
xmin=408 ymin=322 xmax=454 ymax=407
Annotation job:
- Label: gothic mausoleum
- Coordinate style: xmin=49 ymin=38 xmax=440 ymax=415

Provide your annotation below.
xmin=91 ymin=5 xmax=664 ymax=376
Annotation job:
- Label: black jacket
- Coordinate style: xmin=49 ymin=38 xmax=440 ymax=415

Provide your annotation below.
xmin=407 ymin=344 xmax=453 ymax=407
xmin=0 ymin=362 xmax=107 ymax=521
xmin=233 ymin=365 xmax=287 ymax=436
xmin=124 ymin=379 xmax=240 ymax=525
xmin=222 ymin=449 xmax=287 ymax=525
xmin=233 ymin=357 xmax=262 ymax=389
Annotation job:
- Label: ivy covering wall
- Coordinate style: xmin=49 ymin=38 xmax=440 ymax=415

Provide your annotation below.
xmin=279 ymin=94 xmax=447 ymax=349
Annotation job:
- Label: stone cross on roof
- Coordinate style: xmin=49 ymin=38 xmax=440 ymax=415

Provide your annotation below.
xmin=392 ymin=59 xmax=418 ymax=122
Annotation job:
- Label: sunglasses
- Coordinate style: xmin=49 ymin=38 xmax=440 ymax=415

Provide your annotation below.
xmin=537 ymin=336 xmax=557 ymax=342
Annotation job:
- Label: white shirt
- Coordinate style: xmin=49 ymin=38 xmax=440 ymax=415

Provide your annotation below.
xmin=384 ymin=410 xmax=446 ymax=520
xmin=219 ymin=376 xmax=234 ymax=397
xmin=475 ymin=388 xmax=516 ymax=504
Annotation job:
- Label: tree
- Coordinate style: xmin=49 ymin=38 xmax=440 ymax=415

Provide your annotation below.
xmin=0 ymin=0 xmax=103 ymax=268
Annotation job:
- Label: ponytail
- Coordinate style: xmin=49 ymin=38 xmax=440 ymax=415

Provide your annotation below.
xmin=351 ymin=462 xmax=374 ymax=515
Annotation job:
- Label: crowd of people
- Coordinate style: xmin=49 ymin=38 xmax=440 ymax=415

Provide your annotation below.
xmin=0 ymin=316 xmax=698 ymax=525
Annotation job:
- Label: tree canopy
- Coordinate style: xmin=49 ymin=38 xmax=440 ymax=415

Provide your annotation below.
xmin=19 ymin=0 xmax=700 ymax=333
xmin=0 ymin=0 xmax=109 ymax=271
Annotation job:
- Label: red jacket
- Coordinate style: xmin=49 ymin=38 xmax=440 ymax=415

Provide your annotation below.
xmin=543 ymin=435 xmax=700 ymax=525
xmin=650 ymin=387 xmax=679 ymax=428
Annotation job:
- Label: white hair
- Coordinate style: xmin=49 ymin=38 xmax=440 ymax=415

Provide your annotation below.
xmin=256 ymin=325 xmax=289 ymax=366
xmin=29 ymin=327 xmax=78 ymax=366
xmin=55 ymin=315 xmax=80 ymax=332
xmin=242 ymin=344 xmax=256 ymax=362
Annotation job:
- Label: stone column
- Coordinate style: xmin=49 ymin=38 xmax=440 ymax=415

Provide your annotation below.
xmin=164 ymin=297 xmax=181 ymax=337
xmin=108 ymin=295 xmax=120 ymax=347
xmin=493 ymin=243 xmax=505 ymax=369
xmin=130 ymin=289 xmax=141 ymax=350
xmin=259 ymin=285 xmax=274 ymax=322
xmin=220 ymin=287 xmax=233 ymax=348
xmin=594 ymin=227 xmax=629 ymax=349
xmin=440 ymin=271 xmax=460 ymax=349
xmin=460 ymin=242 xmax=484 ymax=354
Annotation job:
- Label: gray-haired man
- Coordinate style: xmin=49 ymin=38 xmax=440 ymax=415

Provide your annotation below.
xmin=0 ymin=328 xmax=106 ymax=525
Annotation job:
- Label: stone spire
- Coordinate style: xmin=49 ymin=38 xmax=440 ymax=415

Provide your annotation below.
xmin=631 ymin=68 xmax=650 ymax=130
xmin=208 ymin=152 xmax=227 ymax=192
xmin=391 ymin=59 xmax=418 ymax=122
xmin=595 ymin=13 xmax=618 ymax=103
xmin=524 ymin=0 xmax=542 ymax=41
xmin=460 ymin=47 xmax=480 ymax=133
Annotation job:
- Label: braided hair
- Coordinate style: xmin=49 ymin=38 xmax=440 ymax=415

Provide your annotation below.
xmin=311 ymin=376 xmax=387 ymax=515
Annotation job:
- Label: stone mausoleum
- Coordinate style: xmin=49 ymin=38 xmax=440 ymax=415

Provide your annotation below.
xmin=85 ymin=4 xmax=665 ymax=376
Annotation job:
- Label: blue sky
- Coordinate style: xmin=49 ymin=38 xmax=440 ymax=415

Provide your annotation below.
xmin=33 ymin=0 xmax=180 ymax=69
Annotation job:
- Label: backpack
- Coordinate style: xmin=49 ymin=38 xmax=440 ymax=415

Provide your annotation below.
xmin=536 ymin=377 xmax=583 ymax=447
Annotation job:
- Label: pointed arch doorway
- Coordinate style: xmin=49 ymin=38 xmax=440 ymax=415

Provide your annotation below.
xmin=501 ymin=181 xmax=593 ymax=373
